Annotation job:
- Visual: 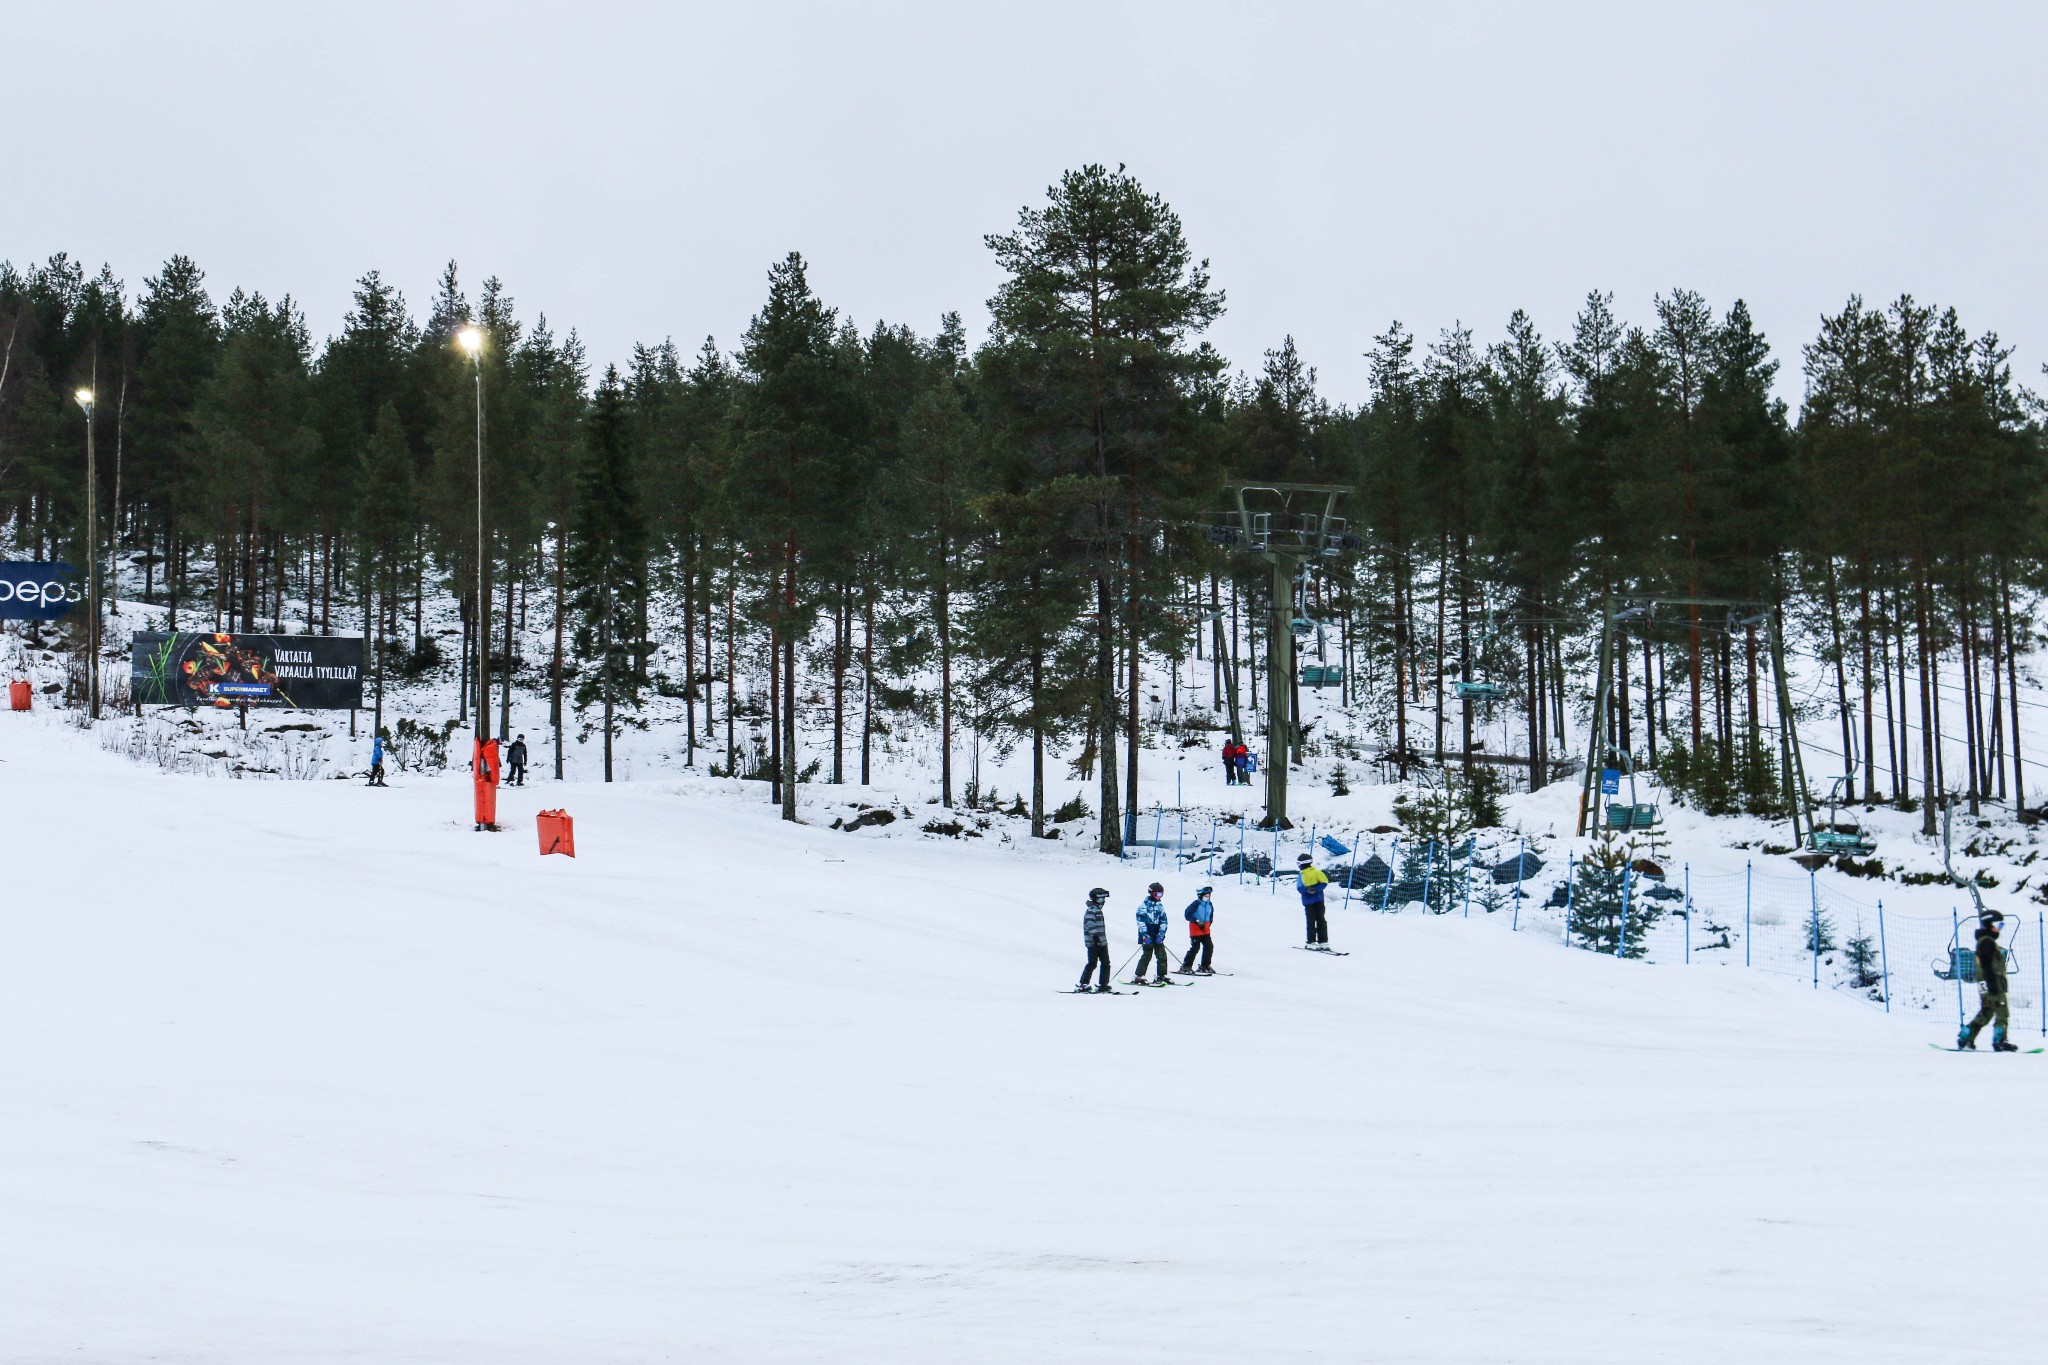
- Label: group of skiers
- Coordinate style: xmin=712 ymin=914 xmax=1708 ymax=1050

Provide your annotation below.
xmin=1078 ymin=852 xmax=1337 ymax=990
xmin=1220 ymin=740 xmax=1256 ymax=786
xmin=365 ymin=732 xmax=528 ymax=786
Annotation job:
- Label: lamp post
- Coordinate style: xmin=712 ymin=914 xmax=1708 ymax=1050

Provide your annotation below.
xmin=456 ymin=326 xmax=487 ymax=741
xmin=73 ymin=387 xmax=98 ymax=720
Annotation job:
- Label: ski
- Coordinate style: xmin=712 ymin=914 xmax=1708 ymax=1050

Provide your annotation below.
xmin=1929 ymin=1043 xmax=2044 ymax=1054
xmin=1294 ymin=947 xmax=1350 ymax=956
xmin=1120 ymin=978 xmax=1187 ymax=987
xmin=1173 ymin=970 xmax=1234 ymax=977
xmin=1062 ymin=987 xmax=1129 ymax=995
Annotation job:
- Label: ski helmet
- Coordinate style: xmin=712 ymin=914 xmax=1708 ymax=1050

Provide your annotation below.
xmin=1196 ymin=886 xmax=1214 ymax=896
xmin=1297 ymin=853 xmax=1313 ymax=866
xmin=1087 ymin=887 xmax=1110 ymax=905
xmin=1148 ymin=881 xmax=1164 ymax=895
xmin=1983 ymin=909 xmax=2006 ymax=927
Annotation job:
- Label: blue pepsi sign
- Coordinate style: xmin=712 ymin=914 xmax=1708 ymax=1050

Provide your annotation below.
xmin=0 ymin=562 xmax=80 ymax=619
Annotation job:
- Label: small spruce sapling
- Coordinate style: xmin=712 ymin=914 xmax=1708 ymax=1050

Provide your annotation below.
xmin=1569 ymin=832 xmax=1663 ymax=957
xmin=1844 ymin=927 xmax=1883 ymax=990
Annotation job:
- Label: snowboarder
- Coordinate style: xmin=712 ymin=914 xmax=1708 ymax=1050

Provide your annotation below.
xmin=1297 ymin=853 xmax=1331 ymax=948
xmin=1960 ymin=911 xmax=2017 ymax=1051
xmin=367 ymin=732 xmax=388 ymax=787
xmin=1079 ymin=887 xmax=1113 ymax=992
xmin=1180 ymin=885 xmax=1216 ymax=973
xmin=507 ymin=733 xmax=529 ymax=787
xmin=1134 ymin=882 xmax=1171 ymax=984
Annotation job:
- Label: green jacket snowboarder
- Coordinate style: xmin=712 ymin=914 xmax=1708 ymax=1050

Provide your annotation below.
xmin=1960 ymin=912 xmax=2016 ymax=1051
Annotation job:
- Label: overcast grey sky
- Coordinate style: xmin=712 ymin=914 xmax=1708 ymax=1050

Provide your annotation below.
xmin=7 ymin=2 xmax=2043 ymax=407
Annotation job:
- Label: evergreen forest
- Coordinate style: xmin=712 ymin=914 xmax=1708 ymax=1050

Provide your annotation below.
xmin=2 ymin=165 xmax=2038 ymax=851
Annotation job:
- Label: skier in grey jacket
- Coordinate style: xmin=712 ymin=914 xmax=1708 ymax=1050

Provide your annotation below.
xmin=1079 ymin=888 xmax=1113 ymax=992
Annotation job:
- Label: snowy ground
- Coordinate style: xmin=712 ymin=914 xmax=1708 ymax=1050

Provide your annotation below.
xmin=4 ymin=707 xmax=2046 ymax=1363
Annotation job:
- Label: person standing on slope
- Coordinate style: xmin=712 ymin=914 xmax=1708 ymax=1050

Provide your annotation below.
xmin=507 ymin=733 xmax=529 ymax=787
xmin=1133 ymin=882 xmax=1171 ymax=984
xmin=1079 ymin=887 xmax=1114 ymax=993
xmin=1960 ymin=911 xmax=2017 ymax=1051
xmin=1296 ymin=853 xmax=1332 ymax=949
xmin=1179 ymin=885 xmax=1216 ymax=974
xmin=1221 ymin=739 xmax=1240 ymax=786
xmin=368 ymin=732 xmax=388 ymax=787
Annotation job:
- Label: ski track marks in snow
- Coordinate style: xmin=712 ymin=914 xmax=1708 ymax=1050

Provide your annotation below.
xmin=2 ymin=711 xmax=2046 ymax=1363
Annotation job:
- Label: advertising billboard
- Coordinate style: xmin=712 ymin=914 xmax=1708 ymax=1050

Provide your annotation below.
xmin=131 ymin=631 xmax=365 ymax=710
xmin=0 ymin=562 xmax=80 ymax=619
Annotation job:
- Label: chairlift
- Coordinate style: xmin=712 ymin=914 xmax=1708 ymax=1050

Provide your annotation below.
xmin=1933 ymin=931 xmax=2017 ymax=983
xmin=1807 ymin=772 xmax=1877 ymax=858
xmin=1454 ymin=681 xmax=1502 ymax=702
xmin=1605 ymin=802 xmax=1661 ymax=831
xmin=1301 ymin=664 xmax=1344 ymax=688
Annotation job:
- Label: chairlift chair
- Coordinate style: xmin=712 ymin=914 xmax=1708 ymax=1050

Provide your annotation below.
xmin=1933 ymin=942 xmax=2018 ymax=983
xmin=1454 ymin=681 xmax=1502 ymax=701
xmin=1807 ymin=773 xmax=1878 ymax=858
xmin=1604 ymin=803 xmax=1661 ymax=831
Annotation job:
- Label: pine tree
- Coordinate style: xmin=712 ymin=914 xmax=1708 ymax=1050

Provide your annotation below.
xmin=568 ymin=367 xmax=648 ymax=781
xmin=980 ymin=164 xmax=1224 ymax=852
xmin=356 ymin=402 xmax=414 ymax=730
xmin=1569 ymin=833 xmax=1661 ymax=957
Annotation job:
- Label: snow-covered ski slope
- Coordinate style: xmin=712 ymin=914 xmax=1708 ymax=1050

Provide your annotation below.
xmin=4 ymin=713 xmax=2045 ymax=1364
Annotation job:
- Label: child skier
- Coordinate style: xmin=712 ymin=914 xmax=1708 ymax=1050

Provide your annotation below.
xmin=507 ymin=734 xmax=529 ymax=786
xmin=1079 ymin=888 xmax=1113 ymax=992
xmin=368 ymin=732 xmax=388 ymax=787
xmin=1179 ymin=885 xmax=1216 ymax=974
xmin=1960 ymin=911 xmax=2017 ymax=1051
xmin=1297 ymin=853 xmax=1332 ymax=949
xmin=1133 ymin=883 xmax=1171 ymax=984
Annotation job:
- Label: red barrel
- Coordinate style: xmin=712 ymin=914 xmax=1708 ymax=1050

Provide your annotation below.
xmin=8 ymin=680 xmax=30 ymax=711
xmin=537 ymin=809 xmax=575 ymax=857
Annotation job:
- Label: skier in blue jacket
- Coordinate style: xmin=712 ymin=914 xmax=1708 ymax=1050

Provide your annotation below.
xmin=1078 ymin=888 xmax=1113 ymax=992
xmin=1179 ymin=886 xmax=1216 ymax=974
xmin=368 ymin=732 xmax=388 ymax=787
xmin=1133 ymin=882 xmax=1171 ymax=984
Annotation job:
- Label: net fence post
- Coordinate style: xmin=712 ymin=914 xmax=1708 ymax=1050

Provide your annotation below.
xmin=1511 ymin=837 xmax=1525 ymax=932
xmin=1953 ymin=908 xmax=1965 ymax=1032
xmin=1745 ymin=860 xmax=1753 ymax=968
xmin=1617 ymin=861 xmax=1632 ymax=959
xmin=1381 ymin=837 xmax=1400 ymax=914
xmin=1464 ymin=839 xmax=1473 ymax=918
xmin=1563 ymin=851 xmax=1576 ymax=947
xmin=1344 ymin=830 xmax=1362 ymax=908
xmin=1684 ymin=862 xmax=1691 ymax=965
xmin=2039 ymin=911 xmax=2045 ymax=1038
xmin=1421 ymin=840 xmax=1437 ymax=914
xmin=1877 ymin=900 xmax=1890 ymax=1014
xmin=1809 ymin=868 xmax=1820 ymax=990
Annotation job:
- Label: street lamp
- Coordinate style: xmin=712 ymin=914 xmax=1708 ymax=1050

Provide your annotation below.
xmin=456 ymin=326 xmax=487 ymax=742
xmin=73 ymin=387 xmax=98 ymax=720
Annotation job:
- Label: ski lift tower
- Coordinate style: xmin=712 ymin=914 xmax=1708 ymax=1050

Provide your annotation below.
xmin=1217 ymin=482 xmax=1355 ymax=829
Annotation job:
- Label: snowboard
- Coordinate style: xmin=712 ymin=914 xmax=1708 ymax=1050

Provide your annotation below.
xmin=1930 ymin=1042 xmax=2045 ymax=1054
